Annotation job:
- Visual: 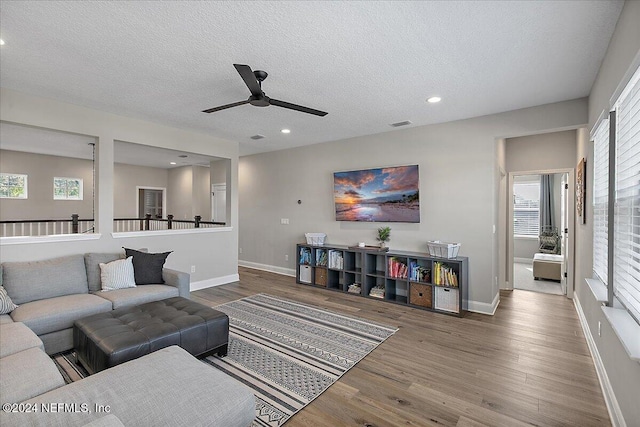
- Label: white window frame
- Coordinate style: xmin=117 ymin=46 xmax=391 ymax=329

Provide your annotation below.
xmin=513 ymin=180 xmax=540 ymax=237
xmin=0 ymin=173 xmax=28 ymax=199
xmin=53 ymin=177 xmax=83 ymax=200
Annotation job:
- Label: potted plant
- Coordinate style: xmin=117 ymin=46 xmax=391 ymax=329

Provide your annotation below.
xmin=376 ymin=226 xmax=391 ymax=248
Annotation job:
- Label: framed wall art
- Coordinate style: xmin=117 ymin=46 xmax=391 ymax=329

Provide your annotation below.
xmin=576 ymin=158 xmax=586 ymax=224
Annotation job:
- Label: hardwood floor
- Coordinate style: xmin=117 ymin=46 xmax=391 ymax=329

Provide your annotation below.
xmin=193 ymin=267 xmax=611 ymax=427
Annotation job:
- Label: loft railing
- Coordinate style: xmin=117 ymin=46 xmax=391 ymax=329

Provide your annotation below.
xmin=1 ymin=214 xmax=225 ymax=237
xmin=113 ymin=214 xmax=225 ymax=233
xmin=0 ymin=214 xmax=94 ymax=237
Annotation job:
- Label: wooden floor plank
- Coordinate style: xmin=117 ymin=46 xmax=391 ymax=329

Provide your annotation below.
xmin=193 ymin=267 xmax=611 ymax=427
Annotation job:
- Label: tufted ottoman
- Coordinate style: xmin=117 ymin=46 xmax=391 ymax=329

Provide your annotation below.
xmin=73 ymin=297 xmax=228 ymax=374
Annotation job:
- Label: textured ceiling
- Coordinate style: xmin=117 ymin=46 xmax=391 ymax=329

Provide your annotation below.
xmin=0 ymin=1 xmax=624 ymax=156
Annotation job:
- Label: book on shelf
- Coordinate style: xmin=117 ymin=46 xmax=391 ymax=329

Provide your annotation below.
xmin=316 ymin=250 xmax=328 ymax=267
xmin=387 ymin=257 xmax=408 ymax=279
xmin=328 ymin=249 xmax=344 ymax=269
xmin=409 ymin=261 xmax=430 ymax=283
xmin=299 ymin=247 xmax=312 ymax=265
xmin=433 ymin=262 xmax=458 ymax=287
xmin=369 ymin=286 xmax=385 ymax=299
xmin=347 ymin=283 xmax=361 ymax=294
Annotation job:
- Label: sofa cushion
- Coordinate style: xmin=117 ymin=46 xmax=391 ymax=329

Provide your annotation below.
xmin=85 ymin=252 xmax=125 ymax=293
xmin=0 ymin=285 xmax=18 ymax=314
xmin=82 ymin=415 xmax=126 ymax=427
xmin=96 ymin=285 xmax=179 ymax=309
xmin=10 ymin=294 xmax=112 ymax=336
xmin=3 ymin=346 xmax=255 ymax=427
xmin=100 ymin=257 xmax=136 ymax=291
xmin=0 ymin=322 xmax=44 ymax=357
xmin=0 ymin=314 xmax=13 ymax=324
xmin=2 ymin=255 xmax=89 ymax=305
xmin=124 ymin=248 xmax=171 ymax=285
xmin=0 ymin=347 xmax=65 ymax=404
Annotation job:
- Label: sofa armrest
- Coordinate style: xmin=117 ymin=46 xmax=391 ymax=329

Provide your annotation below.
xmin=162 ymin=268 xmax=190 ymax=298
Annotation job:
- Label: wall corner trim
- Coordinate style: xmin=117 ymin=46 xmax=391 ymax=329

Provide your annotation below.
xmin=467 ymin=291 xmax=500 ymax=315
xmin=574 ymin=296 xmax=626 ymax=427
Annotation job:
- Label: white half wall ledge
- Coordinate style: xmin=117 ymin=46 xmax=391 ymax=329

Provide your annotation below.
xmin=0 ymin=233 xmax=102 ymax=245
xmin=112 ymin=227 xmax=232 ymax=239
xmin=190 ymin=274 xmax=239 ymax=292
xmin=601 ymin=306 xmax=640 ymax=362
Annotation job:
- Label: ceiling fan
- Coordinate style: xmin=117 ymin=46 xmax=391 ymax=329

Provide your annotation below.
xmin=202 ymin=64 xmax=328 ymax=117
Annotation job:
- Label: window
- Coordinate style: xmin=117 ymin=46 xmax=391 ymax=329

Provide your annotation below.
xmin=593 ymin=63 xmax=640 ymax=324
xmin=0 ymin=173 xmax=28 ymax=199
xmin=613 ymin=64 xmax=640 ymax=323
xmin=513 ymin=180 xmax=540 ymax=237
xmin=592 ymin=119 xmax=609 ymax=285
xmin=54 ymin=177 xmax=83 ymax=200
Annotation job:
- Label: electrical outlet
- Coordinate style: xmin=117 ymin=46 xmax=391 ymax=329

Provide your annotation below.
xmin=190 ymin=265 xmax=196 ymax=273
xmin=598 ymin=321 xmax=601 ymax=337
xmin=285 ymin=254 xmax=289 ymax=261
xmin=280 ymin=218 xmax=289 ymax=225
xmin=239 ymin=248 xmax=243 ymax=254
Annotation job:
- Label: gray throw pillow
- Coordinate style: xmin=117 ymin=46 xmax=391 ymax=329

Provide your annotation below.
xmin=123 ymin=248 xmax=171 ymax=285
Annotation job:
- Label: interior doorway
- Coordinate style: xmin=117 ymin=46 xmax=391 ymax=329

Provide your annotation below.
xmin=137 ymin=187 xmax=166 ymax=219
xmin=507 ymin=169 xmax=575 ymax=298
xmin=211 ymin=183 xmax=226 ymax=223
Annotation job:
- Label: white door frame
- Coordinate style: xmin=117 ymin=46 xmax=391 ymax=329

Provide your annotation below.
xmin=211 ymin=183 xmax=226 ymax=223
xmin=506 ymin=168 xmax=575 ymax=299
xmin=135 ymin=186 xmax=167 ymax=219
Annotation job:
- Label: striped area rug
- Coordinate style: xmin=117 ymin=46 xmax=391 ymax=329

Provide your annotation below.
xmin=52 ymin=293 xmax=397 ymax=426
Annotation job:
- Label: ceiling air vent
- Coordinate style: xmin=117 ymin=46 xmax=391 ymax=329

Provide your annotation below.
xmin=390 ymin=120 xmax=412 ymax=127
xmin=250 ymin=134 xmax=265 ymax=140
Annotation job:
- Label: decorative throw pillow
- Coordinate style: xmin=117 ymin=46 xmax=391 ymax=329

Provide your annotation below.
xmin=0 ymin=285 xmax=18 ymax=314
xmin=99 ymin=257 xmax=137 ymax=291
xmin=124 ymin=248 xmax=171 ymax=285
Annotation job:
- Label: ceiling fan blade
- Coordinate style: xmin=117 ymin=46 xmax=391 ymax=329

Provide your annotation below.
xmin=234 ymin=64 xmax=263 ymax=97
xmin=202 ymin=100 xmax=249 ymax=113
xmin=269 ymin=99 xmax=328 ymax=117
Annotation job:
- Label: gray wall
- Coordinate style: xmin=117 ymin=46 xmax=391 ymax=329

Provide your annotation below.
xmin=239 ymin=98 xmax=587 ymax=313
xmin=113 ymin=163 xmax=168 ymax=218
xmin=0 ymin=150 xmax=94 ymax=220
xmin=506 ymin=130 xmax=577 ymax=172
xmin=193 ymin=165 xmax=211 ymax=221
xmin=0 ymin=88 xmax=239 ymax=286
xmin=578 ymin=1 xmax=640 ymax=425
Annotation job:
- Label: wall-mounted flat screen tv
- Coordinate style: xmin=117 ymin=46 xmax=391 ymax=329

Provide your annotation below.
xmin=333 ymin=165 xmax=420 ymax=223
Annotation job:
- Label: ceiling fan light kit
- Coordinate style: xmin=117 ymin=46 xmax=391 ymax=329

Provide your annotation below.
xmin=202 ymin=64 xmax=328 ymax=117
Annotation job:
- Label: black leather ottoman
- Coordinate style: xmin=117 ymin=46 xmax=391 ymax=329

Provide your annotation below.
xmin=73 ymin=297 xmax=228 ymax=374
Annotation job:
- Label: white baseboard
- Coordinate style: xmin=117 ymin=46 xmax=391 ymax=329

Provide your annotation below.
xmin=573 ymin=296 xmax=625 ymax=427
xmin=238 ymin=259 xmax=296 ymax=277
xmin=239 ymin=260 xmax=498 ymax=315
xmin=190 ymin=273 xmax=239 ymax=292
xmin=467 ymin=291 xmax=500 ymax=315
xmin=514 ymin=257 xmax=533 ymax=264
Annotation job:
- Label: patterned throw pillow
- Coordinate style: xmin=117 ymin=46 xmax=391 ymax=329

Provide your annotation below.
xmin=99 ymin=256 xmax=137 ymax=291
xmin=0 ymin=285 xmax=18 ymax=314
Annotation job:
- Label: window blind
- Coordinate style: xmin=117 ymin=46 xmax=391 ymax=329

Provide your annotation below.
xmin=513 ymin=181 xmax=540 ymax=236
xmin=613 ymin=65 xmax=640 ymax=322
xmin=592 ymin=119 xmax=609 ymax=284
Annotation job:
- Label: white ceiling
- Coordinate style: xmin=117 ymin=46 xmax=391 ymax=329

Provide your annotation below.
xmin=0 ymin=1 xmax=624 ymax=156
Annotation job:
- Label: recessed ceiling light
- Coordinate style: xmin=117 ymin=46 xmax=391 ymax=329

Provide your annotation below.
xmin=170 ymin=162 xmax=177 ymax=165
xmin=427 ymin=96 xmax=442 ymax=103
xmin=281 ymin=129 xmax=291 ymax=134
xmin=0 ymin=39 xmax=5 ymax=46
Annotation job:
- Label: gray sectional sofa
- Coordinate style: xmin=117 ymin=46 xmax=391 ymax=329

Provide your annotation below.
xmin=1 ymin=252 xmax=189 ymax=354
xmin=0 ymin=252 xmax=255 ymax=426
